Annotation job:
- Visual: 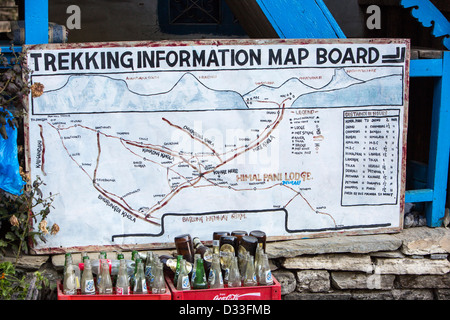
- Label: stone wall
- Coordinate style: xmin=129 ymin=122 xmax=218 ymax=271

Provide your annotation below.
xmin=4 ymin=226 xmax=450 ymax=300
xmin=268 ymin=227 xmax=450 ymax=300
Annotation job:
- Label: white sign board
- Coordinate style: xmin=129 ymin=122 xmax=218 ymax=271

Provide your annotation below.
xmin=25 ymin=39 xmax=409 ymax=253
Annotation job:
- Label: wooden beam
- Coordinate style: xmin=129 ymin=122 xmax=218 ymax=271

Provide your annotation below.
xmin=226 ymin=0 xmax=345 ymax=39
xmin=225 ymin=0 xmax=279 ymax=38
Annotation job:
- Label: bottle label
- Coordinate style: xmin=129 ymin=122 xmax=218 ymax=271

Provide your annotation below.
xmin=265 ymin=270 xmax=273 ymax=283
xmin=145 ymin=266 xmax=152 ymax=278
xmin=142 ymin=279 xmax=148 ymax=291
xmin=224 ymin=268 xmax=230 ymax=282
xmin=84 ymin=279 xmax=95 ymax=294
xmin=116 ymin=286 xmax=130 ymax=295
xmin=181 ymin=275 xmax=190 ymax=289
xmin=208 ymin=270 xmax=215 ymax=284
xmin=64 ymin=288 xmax=76 ymax=295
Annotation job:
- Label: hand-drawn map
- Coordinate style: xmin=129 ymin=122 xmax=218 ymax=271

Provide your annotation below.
xmin=26 ymin=39 xmax=409 ymax=252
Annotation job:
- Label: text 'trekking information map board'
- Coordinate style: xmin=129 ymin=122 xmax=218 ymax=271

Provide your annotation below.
xmin=25 ymin=39 xmax=409 ymax=253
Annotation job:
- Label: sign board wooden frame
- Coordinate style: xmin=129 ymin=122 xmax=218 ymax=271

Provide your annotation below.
xmin=24 ymin=39 xmax=410 ymax=254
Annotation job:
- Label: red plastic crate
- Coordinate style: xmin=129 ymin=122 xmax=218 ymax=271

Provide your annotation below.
xmin=57 ymin=280 xmax=172 ymax=300
xmin=165 ymin=275 xmax=281 ymax=300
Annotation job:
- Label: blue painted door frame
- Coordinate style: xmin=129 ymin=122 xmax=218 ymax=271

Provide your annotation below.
xmin=407 ymin=55 xmax=450 ymax=227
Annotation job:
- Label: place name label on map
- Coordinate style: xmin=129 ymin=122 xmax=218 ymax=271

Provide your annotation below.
xmin=341 ymin=109 xmax=400 ymax=206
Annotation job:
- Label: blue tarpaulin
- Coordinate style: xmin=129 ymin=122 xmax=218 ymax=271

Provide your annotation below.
xmin=0 ymin=109 xmax=25 ymax=195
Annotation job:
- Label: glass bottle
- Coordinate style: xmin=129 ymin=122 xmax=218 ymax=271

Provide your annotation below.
xmin=145 ymin=251 xmax=154 ymax=285
xmin=219 ymin=235 xmax=238 ymax=284
xmin=131 ymin=250 xmax=139 ymax=261
xmin=133 ymin=260 xmax=148 ymax=294
xmin=98 ymin=260 xmax=113 ymax=294
xmin=191 ymin=253 xmax=201 ymax=284
xmin=259 ymin=253 xmax=273 ymax=286
xmin=152 ymin=262 xmax=166 ymax=294
xmin=173 ymin=254 xmax=183 ymax=285
xmin=192 ymin=257 xmax=208 ymax=290
xmin=80 ymin=259 xmax=95 ymax=295
xmin=63 ymin=263 xmax=77 ymax=295
xmin=228 ymin=256 xmax=241 ymax=288
xmin=116 ymin=258 xmax=130 ymax=295
xmin=250 ymin=230 xmax=267 ymax=252
xmin=193 ymin=237 xmax=213 ymax=273
xmin=175 ymin=234 xmax=195 ymax=263
xmin=176 ymin=259 xmax=191 ymax=291
xmin=149 ymin=253 xmax=159 ymax=289
xmin=213 ymin=231 xmax=229 ymax=255
xmin=208 ymin=254 xmax=224 ymax=289
xmin=254 ymin=246 xmax=263 ymax=284
xmin=64 ymin=253 xmax=80 ymax=290
xmin=231 ymin=230 xmax=248 ymax=248
xmin=239 ymin=235 xmax=258 ymax=257
xmin=243 ymin=255 xmax=257 ymax=287
xmin=81 ymin=252 xmax=89 ymax=263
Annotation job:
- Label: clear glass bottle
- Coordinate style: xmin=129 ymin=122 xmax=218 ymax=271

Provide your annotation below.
xmin=208 ymin=253 xmax=224 ymax=289
xmin=116 ymin=258 xmax=130 ymax=295
xmin=133 ymin=260 xmax=148 ymax=294
xmin=64 ymin=253 xmax=80 ymax=290
xmin=98 ymin=260 xmax=113 ymax=294
xmin=80 ymin=259 xmax=95 ymax=295
xmin=243 ymin=255 xmax=257 ymax=287
xmin=176 ymin=259 xmax=191 ymax=291
xmin=149 ymin=253 xmax=159 ymax=289
xmin=63 ymin=263 xmax=77 ymax=295
xmin=254 ymin=246 xmax=263 ymax=284
xmin=259 ymin=253 xmax=274 ymax=286
xmin=145 ymin=251 xmax=153 ymax=283
xmin=227 ymin=256 xmax=241 ymax=288
xmin=151 ymin=262 xmax=166 ymax=294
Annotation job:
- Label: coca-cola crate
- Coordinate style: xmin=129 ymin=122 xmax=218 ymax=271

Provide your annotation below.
xmin=165 ymin=275 xmax=281 ymax=300
xmin=56 ymin=280 xmax=172 ymax=300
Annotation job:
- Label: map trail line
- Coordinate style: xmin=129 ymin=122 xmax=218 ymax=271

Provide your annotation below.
xmin=46 ymin=96 xmax=337 ymax=228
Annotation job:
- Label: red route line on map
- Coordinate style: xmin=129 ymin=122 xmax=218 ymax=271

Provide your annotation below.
xmin=47 ymin=99 xmax=336 ymax=227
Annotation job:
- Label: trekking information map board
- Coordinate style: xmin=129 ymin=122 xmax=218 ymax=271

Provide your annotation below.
xmin=25 ymin=39 xmax=409 ymax=253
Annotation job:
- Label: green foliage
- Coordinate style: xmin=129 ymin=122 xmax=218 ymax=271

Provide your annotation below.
xmin=0 ymin=261 xmax=48 ymax=300
xmin=0 ymin=47 xmax=31 ymax=140
xmin=0 ymin=48 xmax=57 ymax=300
xmin=0 ymin=176 xmax=58 ymax=260
xmin=0 ymin=261 xmax=27 ymax=300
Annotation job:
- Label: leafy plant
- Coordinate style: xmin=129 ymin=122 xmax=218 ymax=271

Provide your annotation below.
xmin=0 ymin=176 xmax=58 ymax=262
xmin=0 ymin=47 xmax=59 ymax=261
xmin=0 ymin=45 xmax=59 ymax=301
xmin=0 ymin=46 xmax=31 ymax=140
xmin=0 ymin=261 xmax=48 ymax=300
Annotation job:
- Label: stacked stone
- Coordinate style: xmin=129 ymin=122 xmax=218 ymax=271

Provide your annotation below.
xmin=269 ymin=227 xmax=450 ymax=300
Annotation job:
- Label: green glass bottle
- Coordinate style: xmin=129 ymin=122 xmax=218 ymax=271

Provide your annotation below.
xmin=192 ymin=258 xmax=208 ymax=289
xmin=173 ymin=255 xmax=183 ymax=285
